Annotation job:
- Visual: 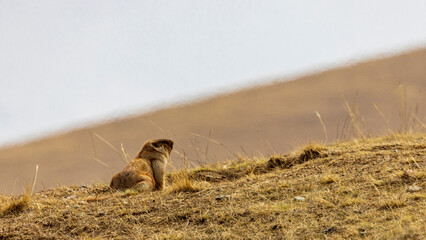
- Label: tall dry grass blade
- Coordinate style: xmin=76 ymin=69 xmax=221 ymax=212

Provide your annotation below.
xmin=255 ymin=123 xmax=266 ymax=154
xmin=90 ymin=131 xmax=98 ymax=159
xmin=190 ymin=137 xmax=204 ymax=166
xmin=12 ymin=177 xmax=19 ymax=195
xmin=30 ymin=165 xmax=39 ymax=195
xmin=184 ymin=148 xmax=197 ymax=169
xmin=90 ymin=132 xmax=112 ymax=169
xmin=342 ymin=98 xmax=366 ymax=139
xmin=93 ymin=157 xmax=111 ymax=169
xmin=172 ymin=149 xmax=186 ymax=160
xmin=239 ymin=145 xmax=249 ymax=156
xmin=315 ymin=111 xmax=328 ymax=143
xmin=189 ymin=130 xmax=213 ymax=166
xmin=264 ymin=139 xmax=276 ymax=155
xmin=191 ymin=133 xmax=238 ymax=158
xmin=412 ymin=114 xmax=426 ymax=130
xmin=410 ymin=156 xmax=423 ymax=170
xmin=121 ymin=142 xmax=131 ymax=163
xmin=410 ymin=104 xmax=419 ymax=131
xmin=204 ymin=130 xmax=212 ymax=164
xmin=339 ymin=115 xmax=349 ymax=141
xmin=144 ymin=117 xmax=168 ymax=135
xmin=91 ymin=131 xmax=127 ymax=164
xmin=339 ymin=94 xmax=359 ymax=140
xmin=373 ymin=103 xmax=393 ymax=133
xmin=398 ymin=85 xmax=408 ymax=134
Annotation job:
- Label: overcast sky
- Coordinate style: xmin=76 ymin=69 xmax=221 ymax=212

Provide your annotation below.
xmin=1 ymin=0 xmax=426 ymax=146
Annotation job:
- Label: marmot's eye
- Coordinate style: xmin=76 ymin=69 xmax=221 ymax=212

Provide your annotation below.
xmin=152 ymin=142 xmax=159 ymax=148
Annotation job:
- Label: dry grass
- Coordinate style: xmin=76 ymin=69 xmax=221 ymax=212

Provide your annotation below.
xmin=168 ymin=168 xmax=205 ymax=193
xmin=0 ymin=192 xmax=31 ymax=217
xmin=0 ymin=134 xmax=425 ymax=239
xmin=320 ymin=174 xmax=339 ymax=184
xmin=1 ymin=165 xmax=38 ymax=217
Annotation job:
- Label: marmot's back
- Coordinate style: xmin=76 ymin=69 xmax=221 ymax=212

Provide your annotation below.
xmin=110 ymin=161 xmax=155 ymax=190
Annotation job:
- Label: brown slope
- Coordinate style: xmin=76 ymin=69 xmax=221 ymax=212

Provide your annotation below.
xmin=1 ymin=135 xmax=425 ymax=239
xmin=1 ymin=48 xmax=426 ymax=194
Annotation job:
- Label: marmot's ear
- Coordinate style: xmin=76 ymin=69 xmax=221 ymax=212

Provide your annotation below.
xmin=150 ymin=141 xmax=160 ymax=148
xmin=162 ymin=139 xmax=173 ymax=150
xmin=153 ymin=139 xmax=173 ymax=149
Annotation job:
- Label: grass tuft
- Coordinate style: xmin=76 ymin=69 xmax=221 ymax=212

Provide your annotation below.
xmin=380 ymin=198 xmax=406 ymax=210
xmin=266 ymin=143 xmax=326 ymax=169
xmin=320 ymin=174 xmax=339 ymax=184
xmin=299 ymin=143 xmax=326 ymax=162
xmin=169 ymin=169 xmax=204 ymax=193
xmin=1 ymin=191 xmax=31 ymax=216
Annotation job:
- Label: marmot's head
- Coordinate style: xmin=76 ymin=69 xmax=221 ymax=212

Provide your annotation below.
xmin=137 ymin=139 xmax=174 ymax=159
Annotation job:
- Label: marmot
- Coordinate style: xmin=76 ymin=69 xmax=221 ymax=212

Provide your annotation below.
xmin=110 ymin=139 xmax=173 ymax=191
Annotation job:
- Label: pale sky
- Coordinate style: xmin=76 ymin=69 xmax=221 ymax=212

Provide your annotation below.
xmin=1 ymin=0 xmax=426 ymax=146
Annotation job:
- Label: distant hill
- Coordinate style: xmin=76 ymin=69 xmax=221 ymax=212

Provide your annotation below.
xmin=0 ymin=48 xmax=425 ymax=194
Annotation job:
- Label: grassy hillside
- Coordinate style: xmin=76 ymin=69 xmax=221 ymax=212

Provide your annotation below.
xmin=1 ymin=49 xmax=426 ymax=194
xmin=1 ymin=134 xmax=425 ymax=239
